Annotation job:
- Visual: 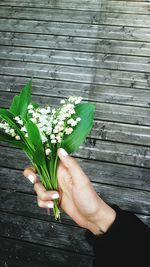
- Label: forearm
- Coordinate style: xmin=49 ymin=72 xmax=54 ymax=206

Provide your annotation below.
xmin=87 ymin=199 xmax=116 ymax=235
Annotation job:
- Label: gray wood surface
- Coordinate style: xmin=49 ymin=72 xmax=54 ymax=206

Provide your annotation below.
xmin=0 ymin=236 xmax=93 ymax=267
xmin=1 ymin=32 xmax=150 ymax=57
xmin=0 ymin=46 xmax=150 ymax=73
xmin=0 ymin=6 xmax=150 ymax=27
xmin=1 ymin=19 xmax=150 ymax=42
xmin=1 ymin=92 xmax=150 ymax=127
xmin=0 ymin=0 xmax=150 ymax=266
xmin=0 ymin=60 xmax=150 ymax=89
xmin=0 ymin=0 xmax=150 ymax=13
xmin=0 ymin=147 xmax=150 ymax=190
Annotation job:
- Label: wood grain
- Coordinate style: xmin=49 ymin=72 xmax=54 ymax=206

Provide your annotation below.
xmin=1 ymin=92 xmax=150 ymax=127
xmin=1 ymin=32 xmax=150 ymax=57
xmin=0 ymin=211 xmax=93 ymax=255
xmin=0 ymin=0 xmax=150 ymax=264
xmin=0 ymin=0 xmax=149 ymax=13
xmin=0 ymin=46 xmax=150 ymax=73
xmin=0 ymin=7 xmax=150 ymax=27
xmin=0 ymin=186 xmax=149 ymax=225
xmin=1 ymin=133 xmax=150 ymax=168
xmin=0 ymin=236 xmax=93 ymax=267
xmin=0 ymin=151 xmax=150 ymax=191
xmin=1 ymin=77 xmax=150 ymax=107
xmin=0 ymin=60 xmax=150 ymax=90
xmin=1 ymin=19 xmax=150 ymax=41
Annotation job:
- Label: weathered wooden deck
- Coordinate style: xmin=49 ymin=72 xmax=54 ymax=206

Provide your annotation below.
xmin=0 ymin=0 xmax=150 ymax=266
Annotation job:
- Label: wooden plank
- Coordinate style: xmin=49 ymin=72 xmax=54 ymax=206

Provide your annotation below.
xmin=0 ymin=46 xmax=150 ymax=73
xmin=94 ymin=184 xmax=150 ymax=216
xmin=0 ymin=0 xmax=104 ymax=10
xmin=93 ymin=103 xmax=150 ymax=127
xmin=101 ymin=13 xmax=150 ymax=28
xmin=94 ymin=103 xmax=150 ymax=127
xmin=1 ymin=89 xmax=150 ymax=145
xmin=0 ymin=19 xmax=150 ymax=42
xmin=0 ymin=183 xmax=150 ymax=227
xmin=1 ymin=92 xmax=150 ymax=126
xmin=0 ymin=167 xmax=34 ymax=193
xmin=77 ymin=140 xmax=150 ymax=168
xmin=0 ymin=60 xmax=150 ymax=90
xmin=0 ymin=7 xmax=150 ymax=27
xmin=0 ymin=7 xmax=101 ymax=25
xmin=0 ymin=179 xmax=149 ymax=218
xmin=136 ymin=214 xmax=150 ymax=228
xmin=91 ymin=121 xmax=150 ymax=146
xmin=1 ymin=179 xmax=150 ymax=220
xmin=1 ymin=93 xmax=150 ymax=145
xmin=0 ymin=0 xmax=149 ymax=13
xmin=0 ymin=236 xmax=93 ymax=267
xmin=1 ymin=149 xmax=150 ymax=191
xmin=0 ymin=261 xmax=17 ymax=267
xmin=1 ymin=32 xmax=150 ymax=57
xmin=0 ymin=211 xmax=93 ymax=255
xmin=103 ymin=1 xmax=150 ymax=14
xmin=0 ymin=146 xmax=30 ymax=170
xmin=1 ymin=133 xmax=150 ymax=168
xmin=1 ymin=80 xmax=150 ymax=108
xmin=1 ymin=76 xmax=150 ymax=108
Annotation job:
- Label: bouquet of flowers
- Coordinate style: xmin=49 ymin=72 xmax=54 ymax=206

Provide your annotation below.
xmin=0 ymin=81 xmax=95 ymax=221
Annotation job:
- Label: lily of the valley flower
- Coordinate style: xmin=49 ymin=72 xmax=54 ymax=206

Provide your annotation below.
xmin=0 ymin=79 xmax=95 ymax=222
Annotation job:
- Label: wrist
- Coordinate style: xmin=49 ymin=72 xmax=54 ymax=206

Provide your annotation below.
xmin=87 ymin=199 xmax=116 ymax=235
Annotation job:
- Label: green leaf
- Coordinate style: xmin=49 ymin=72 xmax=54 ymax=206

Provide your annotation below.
xmin=62 ymin=103 xmax=95 ymax=154
xmin=0 ymin=108 xmax=21 ymax=131
xmin=33 ymin=145 xmax=45 ymax=166
xmin=0 ymin=130 xmax=26 ymax=149
xmin=9 ymin=80 xmax=32 ymax=120
xmin=0 ymin=109 xmax=33 ymax=156
xmin=0 ymin=108 xmax=15 ymax=120
xmin=25 ymin=119 xmax=43 ymax=147
xmin=0 ymin=109 xmax=26 ymax=141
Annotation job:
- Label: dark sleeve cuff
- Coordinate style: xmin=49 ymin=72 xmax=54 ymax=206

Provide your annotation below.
xmin=85 ymin=205 xmax=150 ymax=265
xmin=85 ymin=205 xmax=125 ymax=247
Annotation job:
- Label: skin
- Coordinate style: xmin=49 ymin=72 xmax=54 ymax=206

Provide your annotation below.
xmin=23 ymin=148 xmax=116 ymax=235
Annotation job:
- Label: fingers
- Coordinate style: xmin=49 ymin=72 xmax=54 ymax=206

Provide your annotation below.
xmin=23 ymin=165 xmax=38 ymax=184
xmin=35 ymin=183 xmax=59 ymax=209
xmin=34 ymin=183 xmax=59 ymax=201
xmin=23 ymin=166 xmax=59 ymax=210
xmin=37 ymin=198 xmax=54 ymax=209
xmin=57 ymin=148 xmax=89 ymax=186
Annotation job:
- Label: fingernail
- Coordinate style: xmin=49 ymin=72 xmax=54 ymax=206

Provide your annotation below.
xmin=27 ymin=174 xmax=36 ymax=184
xmin=52 ymin=193 xmax=59 ymax=200
xmin=47 ymin=202 xmax=54 ymax=208
xmin=59 ymin=148 xmax=68 ymax=157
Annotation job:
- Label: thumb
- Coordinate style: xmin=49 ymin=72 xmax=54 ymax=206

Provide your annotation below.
xmin=57 ymin=148 xmax=89 ymax=186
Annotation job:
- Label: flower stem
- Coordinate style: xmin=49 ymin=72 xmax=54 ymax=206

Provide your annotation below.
xmin=53 ymin=153 xmax=59 ymax=189
xmin=35 ymin=159 xmax=61 ymax=220
xmin=53 ymin=199 xmax=61 ymax=221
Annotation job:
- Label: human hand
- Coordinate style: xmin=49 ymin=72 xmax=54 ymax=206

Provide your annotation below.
xmin=24 ymin=148 xmax=116 ymax=235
